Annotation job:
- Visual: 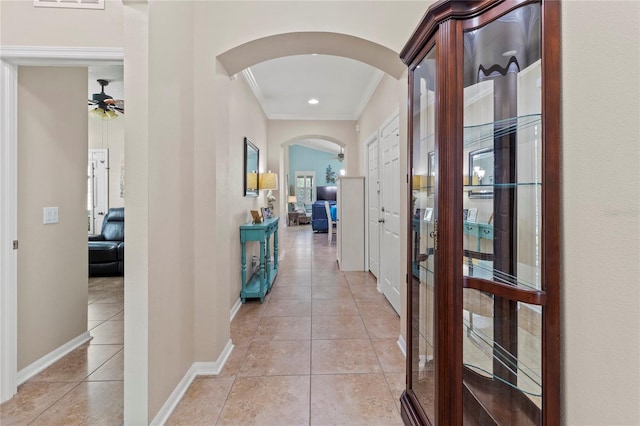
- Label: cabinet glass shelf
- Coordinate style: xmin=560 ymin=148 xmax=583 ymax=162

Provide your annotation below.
xmin=463 ymin=317 xmax=542 ymax=398
xmin=464 ymin=114 xmax=542 ymax=148
xmin=463 ymin=182 xmax=541 ymax=188
xmin=463 ymin=258 xmax=541 ymax=292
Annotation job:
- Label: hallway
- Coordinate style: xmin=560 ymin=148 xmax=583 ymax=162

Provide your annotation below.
xmin=0 ymin=222 xmax=404 ymax=425
xmin=167 ymin=223 xmax=404 ymax=425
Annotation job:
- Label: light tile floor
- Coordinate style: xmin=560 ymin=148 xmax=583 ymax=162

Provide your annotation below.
xmin=0 ymin=276 xmax=124 ymax=425
xmin=167 ymin=224 xmax=404 ymax=425
xmin=0 ymin=223 xmax=404 ymax=425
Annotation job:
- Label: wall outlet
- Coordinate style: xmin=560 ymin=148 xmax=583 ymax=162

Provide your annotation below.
xmin=43 ymin=207 xmax=59 ymax=224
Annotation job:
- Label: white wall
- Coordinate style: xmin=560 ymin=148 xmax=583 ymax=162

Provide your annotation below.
xmin=17 ymin=67 xmax=88 ymax=370
xmin=561 ymin=2 xmax=640 ymax=423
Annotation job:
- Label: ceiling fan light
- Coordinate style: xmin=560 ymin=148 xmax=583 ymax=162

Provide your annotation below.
xmin=104 ymin=109 xmax=118 ymax=120
xmin=89 ymin=107 xmax=106 ymax=119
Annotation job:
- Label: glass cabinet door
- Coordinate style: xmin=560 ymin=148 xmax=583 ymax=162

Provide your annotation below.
xmin=461 ymin=3 xmax=545 ymax=425
xmin=401 ymin=1 xmax=560 ymax=424
xmin=408 ymin=46 xmax=437 ymax=423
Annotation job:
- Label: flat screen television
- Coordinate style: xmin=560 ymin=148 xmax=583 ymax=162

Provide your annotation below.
xmin=316 ymin=185 xmax=337 ymax=201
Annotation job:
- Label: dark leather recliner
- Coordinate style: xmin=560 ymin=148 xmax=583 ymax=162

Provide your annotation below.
xmin=88 ymin=207 xmax=124 ymax=276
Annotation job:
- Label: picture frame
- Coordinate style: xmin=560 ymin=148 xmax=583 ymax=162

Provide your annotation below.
xmin=468 ymin=147 xmax=494 ymax=198
xmin=250 ymin=210 xmax=262 ymax=224
xmin=463 ymin=208 xmax=469 ymax=222
xmin=244 ymin=138 xmax=259 ymax=197
xmin=414 ymin=208 xmax=423 ymax=220
xmin=423 ymin=207 xmax=433 ymax=222
xmin=261 ymin=207 xmax=271 ymax=219
xmin=466 ymin=208 xmax=478 ymax=223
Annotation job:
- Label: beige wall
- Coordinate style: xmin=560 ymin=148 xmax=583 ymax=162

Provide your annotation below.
xmin=5 ymin=1 xmax=640 ymax=424
xmin=122 ymin=2 xmax=149 ymax=423
xmin=561 ymin=1 xmax=640 ymax=424
xmin=88 ymin=117 xmax=125 ymax=209
xmin=268 ymin=120 xmax=358 ymax=216
xmin=229 ymin=75 xmax=269 ymax=309
xmin=17 ymin=67 xmax=88 ymax=369
xmin=0 ymin=0 xmax=123 ymax=47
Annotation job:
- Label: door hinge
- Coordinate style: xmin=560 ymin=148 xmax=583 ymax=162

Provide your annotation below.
xmin=13 ymin=240 xmax=18 ymax=250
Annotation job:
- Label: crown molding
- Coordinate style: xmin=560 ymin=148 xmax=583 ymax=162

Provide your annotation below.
xmin=268 ymin=113 xmax=357 ymax=121
xmin=0 ymin=46 xmax=124 ymax=66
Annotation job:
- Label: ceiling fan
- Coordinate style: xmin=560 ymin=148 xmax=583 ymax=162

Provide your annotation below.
xmin=88 ymin=79 xmax=124 ymax=119
xmin=331 ymin=147 xmax=345 ymax=162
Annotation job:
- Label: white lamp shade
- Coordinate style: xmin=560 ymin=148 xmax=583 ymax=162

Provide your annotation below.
xmin=259 ymin=172 xmax=278 ymax=190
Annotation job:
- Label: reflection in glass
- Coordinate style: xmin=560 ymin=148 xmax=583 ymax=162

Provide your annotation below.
xmin=462 ymin=3 xmax=543 ymax=424
xmin=410 ymin=46 xmax=436 ymax=421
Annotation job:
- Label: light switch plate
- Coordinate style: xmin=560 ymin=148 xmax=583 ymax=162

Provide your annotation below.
xmin=43 ymin=207 xmax=59 ymax=224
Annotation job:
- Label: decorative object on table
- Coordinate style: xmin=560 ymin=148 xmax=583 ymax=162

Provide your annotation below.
xmin=244 ymin=138 xmax=259 ymax=197
xmin=463 ymin=208 xmax=469 ymax=221
xmin=488 ymin=212 xmax=494 ymax=224
xmin=261 ymin=207 xmax=271 ymax=219
xmin=466 ymin=207 xmax=478 ymax=223
xmin=250 ymin=210 xmax=262 ymax=224
xmin=423 ymin=207 xmax=433 ymax=222
xmin=325 ymin=165 xmax=337 ymax=184
xmin=287 ymin=195 xmax=297 ymax=212
xmin=259 ymin=171 xmax=278 ymax=210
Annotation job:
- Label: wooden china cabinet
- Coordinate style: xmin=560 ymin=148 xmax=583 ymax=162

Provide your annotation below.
xmin=400 ymin=1 xmax=560 ymax=425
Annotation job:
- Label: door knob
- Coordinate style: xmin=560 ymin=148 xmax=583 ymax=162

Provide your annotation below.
xmin=378 ymin=218 xmax=385 ymax=223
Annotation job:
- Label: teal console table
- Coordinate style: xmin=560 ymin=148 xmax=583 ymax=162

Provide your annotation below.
xmin=463 ymin=221 xmax=493 ymax=251
xmin=240 ymin=217 xmax=279 ymax=303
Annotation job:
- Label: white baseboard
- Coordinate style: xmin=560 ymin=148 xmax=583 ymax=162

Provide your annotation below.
xmin=17 ymin=331 xmax=92 ymax=385
xmin=397 ymin=334 xmax=406 ymax=358
xmin=230 ymin=298 xmax=242 ymax=321
xmin=150 ymin=339 xmax=234 ymax=426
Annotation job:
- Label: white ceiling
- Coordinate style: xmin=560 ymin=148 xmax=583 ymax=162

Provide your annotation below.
xmin=88 ymin=65 xmax=124 ymax=100
xmin=245 ymin=54 xmax=383 ymax=121
xmin=88 ymin=54 xmax=381 ymax=154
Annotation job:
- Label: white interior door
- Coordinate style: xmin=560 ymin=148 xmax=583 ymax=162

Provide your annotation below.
xmin=367 ymin=137 xmax=380 ymax=278
xmin=88 ymin=149 xmax=109 ymax=234
xmin=380 ymin=116 xmax=401 ymax=314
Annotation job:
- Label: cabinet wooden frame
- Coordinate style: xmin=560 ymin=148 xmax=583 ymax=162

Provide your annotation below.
xmin=400 ymin=0 xmax=561 ymax=424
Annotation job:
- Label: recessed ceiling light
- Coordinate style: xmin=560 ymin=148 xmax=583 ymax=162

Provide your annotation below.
xmin=308 ymin=98 xmax=319 ymax=105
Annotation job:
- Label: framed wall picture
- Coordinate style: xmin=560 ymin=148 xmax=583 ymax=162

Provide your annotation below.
xmin=423 ymin=207 xmax=433 ymax=222
xmin=466 ymin=208 xmax=478 ymax=223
